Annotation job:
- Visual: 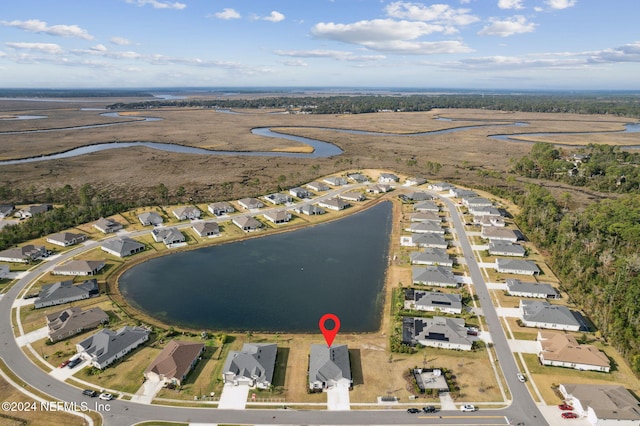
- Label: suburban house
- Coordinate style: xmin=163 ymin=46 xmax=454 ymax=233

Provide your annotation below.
xmin=495 ymin=258 xmax=540 ymax=275
xmin=0 ymin=244 xmax=46 ymax=263
xmin=34 ymin=279 xmax=99 ymax=309
xmin=93 ymin=217 xmax=123 ymax=234
xmin=138 ymin=211 xmax=164 ymax=226
xmin=0 ymin=205 xmax=14 ymax=219
xmin=46 ymin=306 xmax=108 ymax=343
xmin=537 ymin=332 xmax=610 ymax=372
xmin=222 ymin=343 xmax=277 ymax=389
xmin=482 ymin=226 xmax=518 ymax=242
xmin=405 ymin=177 xmax=427 ymax=186
xmin=192 ymin=221 xmax=219 ymax=238
xmin=410 ymin=248 xmax=453 ymax=266
xmin=293 ymin=204 xmax=325 ymax=216
xmin=347 ymin=173 xmax=369 ymax=183
xmin=232 ymin=216 xmax=262 ymax=232
xmin=339 ymin=191 xmax=365 ymax=202
xmin=414 ymin=201 xmax=440 ymax=212
xmin=400 ymin=191 xmax=431 ymax=202
xmin=402 ymin=317 xmax=473 ymax=351
xmin=429 ymin=182 xmax=454 ymax=191
xmin=406 ymin=221 xmax=445 ymax=234
xmin=53 ymin=260 xmax=105 ymax=276
xmin=378 ymin=173 xmax=399 ymax=183
xmin=318 ymin=197 xmax=350 ymax=211
xmin=238 ymin=198 xmax=264 ymax=210
xmin=404 ymin=289 xmax=462 ymax=314
xmin=489 ymin=241 xmax=526 ymax=257
xmin=172 ymin=206 xmax=201 ymax=221
xmin=101 ymin=238 xmax=145 ymax=258
xmin=400 ymin=233 xmax=448 ymax=249
xmin=366 ymin=184 xmax=392 ymax=194
xmin=15 ymin=204 xmax=52 ymax=218
xmin=410 ymin=211 xmax=442 ymax=223
xmin=520 ymin=300 xmax=582 ymax=331
xmin=471 ymin=206 xmax=502 ymax=217
xmin=323 ymin=176 xmax=348 ymax=186
xmin=412 ymin=266 xmax=458 ymax=288
xmin=289 ymin=187 xmax=311 ymax=199
xmin=263 ymin=210 xmax=292 ymax=224
xmin=462 ymin=197 xmax=493 ymax=208
xmin=308 ymin=344 xmax=352 ymax=391
xmin=152 ymin=227 xmax=185 ymax=246
xmin=77 ymin=326 xmax=150 ymax=369
xmin=506 ymin=279 xmax=559 ymax=299
xmin=208 ymin=201 xmax=234 ymax=216
xmin=265 ymin=193 xmax=292 ymax=205
xmin=475 ymin=216 xmax=506 ymax=227
xmin=306 ymin=181 xmax=330 ymax=192
xmin=144 ymin=340 xmax=205 ymax=386
xmin=450 ymin=188 xmax=477 ymax=198
xmin=558 ymin=383 xmax=640 ymax=426
xmin=46 ymin=232 xmax=87 ymax=247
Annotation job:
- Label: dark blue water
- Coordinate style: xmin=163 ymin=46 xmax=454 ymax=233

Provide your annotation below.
xmin=119 ymin=202 xmax=393 ymax=332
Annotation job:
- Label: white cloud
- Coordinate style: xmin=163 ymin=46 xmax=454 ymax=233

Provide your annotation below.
xmin=213 ymin=8 xmax=241 ymax=20
xmin=1 ymin=19 xmax=93 ymax=40
xmin=478 ymin=15 xmax=536 ymax=37
xmin=385 ymin=2 xmax=479 ymax=26
xmin=262 ymin=11 xmax=286 ymax=22
xmin=498 ymin=0 xmax=524 ymax=9
xmin=110 ymin=36 xmax=132 ymax=46
xmin=126 ymin=0 xmax=186 ymax=10
xmin=545 ymin=0 xmax=577 ymax=9
xmin=274 ymin=49 xmax=385 ymax=61
xmin=589 ymin=42 xmax=640 ymax=63
xmin=282 ymin=59 xmax=308 ymax=67
xmin=5 ymin=42 xmax=63 ymax=54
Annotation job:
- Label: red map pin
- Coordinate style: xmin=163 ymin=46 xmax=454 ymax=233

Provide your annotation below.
xmin=319 ymin=313 xmax=341 ymax=347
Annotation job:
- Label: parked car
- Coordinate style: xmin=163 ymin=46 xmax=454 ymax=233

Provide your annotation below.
xmin=561 ymin=412 xmax=578 ymax=419
xmin=67 ymin=358 xmax=82 ymax=368
xmin=98 ymin=393 xmax=113 ymax=401
xmin=558 ymin=403 xmax=574 ymax=411
xmin=517 ymin=373 xmax=526 ymax=382
xmin=82 ymin=389 xmax=98 ymax=397
xmin=407 ymin=408 xmax=420 ymax=414
xmin=461 ymin=404 xmax=476 ymax=412
xmin=59 ymin=360 xmax=71 ymax=368
xmin=422 ymin=405 xmax=437 ymax=413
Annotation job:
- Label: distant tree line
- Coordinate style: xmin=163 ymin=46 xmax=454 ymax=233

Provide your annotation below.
xmin=514 ymin=184 xmax=640 ymax=375
xmin=108 ymin=94 xmax=640 ymax=118
xmin=0 ymin=89 xmax=151 ymax=98
xmin=513 ymin=143 xmax=640 ymax=193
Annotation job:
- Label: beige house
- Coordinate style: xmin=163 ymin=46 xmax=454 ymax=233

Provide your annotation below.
xmin=537 ymin=332 xmax=610 ymax=372
xmin=144 ymin=340 xmax=205 ymax=386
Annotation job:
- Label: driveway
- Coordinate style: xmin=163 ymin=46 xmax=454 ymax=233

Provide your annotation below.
xmin=326 ymin=384 xmax=351 ymax=411
xmin=509 ymin=340 xmax=540 ymax=354
xmin=131 ymin=376 xmax=164 ymax=404
xmin=496 ymin=307 xmax=521 ymax=318
xmin=15 ymin=326 xmax=49 ymax=347
xmin=217 ymin=383 xmax=250 ymax=410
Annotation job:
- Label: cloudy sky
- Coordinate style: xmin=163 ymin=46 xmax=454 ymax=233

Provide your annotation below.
xmin=1 ymin=0 xmax=639 ymax=89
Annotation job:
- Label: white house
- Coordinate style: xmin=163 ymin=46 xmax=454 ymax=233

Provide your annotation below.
xmin=403 ymin=317 xmax=473 ymax=351
xmin=77 ymin=326 xmax=150 ymax=369
xmin=46 ymin=232 xmax=87 ymax=247
xmin=520 ymin=300 xmax=581 ymax=331
xmin=495 ymin=258 xmax=540 ymax=275
xmin=559 ymin=384 xmax=640 ymax=426
xmin=172 ymin=206 xmax=201 ymax=221
xmin=537 ymin=332 xmax=610 ymax=372
xmin=405 ymin=289 xmax=462 ymax=314
xmin=378 ymin=173 xmax=399 ymax=183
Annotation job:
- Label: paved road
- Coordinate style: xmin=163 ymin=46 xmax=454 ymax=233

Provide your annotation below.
xmin=0 ymin=185 xmax=539 ymax=425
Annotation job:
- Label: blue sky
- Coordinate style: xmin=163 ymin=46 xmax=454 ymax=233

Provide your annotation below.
xmin=1 ymin=0 xmax=639 ymax=89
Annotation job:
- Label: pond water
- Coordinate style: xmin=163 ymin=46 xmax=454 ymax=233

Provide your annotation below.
xmin=118 ymin=201 xmax=393 ymax=332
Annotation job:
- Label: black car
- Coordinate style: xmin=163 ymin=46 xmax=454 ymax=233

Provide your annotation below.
xmin=82 ymin=389 xmax=98 ymax=397
xmin=407 ymin=408 xmax=420 ymax=414
xmin=423 ymin=405 xmax=437 ymax=413
xmin=67 ymin=358 xmax=82 ymax=368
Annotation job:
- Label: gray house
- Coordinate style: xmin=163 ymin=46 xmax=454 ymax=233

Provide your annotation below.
xmin=558 ymin=384 xmax=640 ymax=425
xmin=520 ymin=300 xmax=581 ymax=331
xmin=46 ymin=232 xmax=87 ymax=247
xmin=0 ymin=205 xmax=14 ymax=219
xmin=400 ymin=233 xmax=448 ymax=249
xmin=463 ymin=197 xmax=493 ymax=208
xmin=233 ymin=216 xmax=262 ymax=231
xmin=293 ymin=204 xmax=325 ymax=216
xmin=263 ymin=210 xmax=292 ymax=224
xmin=482 ymin=226 xmax=518 ymax=242
xmin=53 ymin=260 xmax=105 ymax=276
xmin=347 ymin=173 xmax=369 ymax=183
xmin=378 ymin=173 xmax=399 ymax=183
xmin=306 ymin=181 xmax=330 ymax=192
xmin=47 ymin=306 xmax=108 ymax=342
xmin=309 ymin=344 xmax=352 ymax=391
xmin=412 ymin=266 xmax=458 ymax=288
xmin=15 ymin=204 xmax=52 ymax=218
xmin=208 ymin=201 xmax=235 ymax=216
xmin=414 ymin=201 xmax=439 ymax=212
xmin=403 ymin=317 xmax=472 ymax=351
xmin=489 ymin=241 xmax=526 ymax=257
xmin=405 ymin=177 xmax=427 ymax=186
xmin=138 ymin=211 xmax=164 ymax=226
xmin=449 ymin=188 xmax=477 ymax=198
xmin=265 ymin=193 xmax=292 ymax=205
xmin=0 ymin=244 xmax=46 ymax=263
xmin=495 ymin=258 xmax=540 ymax=275
xmin=172 ymin=206 xmax=201 ymax=221
xmin=506 ymin=279 xmax=559 ymax=299
xmin=222 ymin=343 xmax=277 ymax=389
xmin=323 ymin=176 xmax=348 ymax=186
xmin=238 ymin=198 xmax=264 ymax=210
xmin=318 ymin=197 xmax=350 ymax=211
xmin=409 ymin=211 xmax=442 ymax=223
xmin=34 ymin=279 xmax=99 ymax=309
xmin=404 ymin=289 xmax=462 ymax=314
xmin=289 ymin=187 xmax=312 ymax=199
xmin=470 ymin=206 xmax=502 ymax=217
xmin=406 ymin=221 xmax=445 ymax=234
xmin=429 ymin=182 xmax=454 ymax=191
xmin=152 ymin=227 xmax=185 ymax=246
xmin=192 ymin=221 xmax=219 ymax=237
xmin=410 ymin=248 xmax=453 ymax=267
xmin=101 ymin=238 xmax=145 ymax=258
xmin=339 ymin=191 xmax=365 ymax=202
xmin=93 ymin=217 xmax=123 ymax=234
xmin=77 ymin=326 xmax=150 ymax=369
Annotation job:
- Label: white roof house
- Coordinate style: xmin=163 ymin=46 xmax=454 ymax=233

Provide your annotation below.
xmin=412 ymin=266 xmax=458 ymax=288
xmin=403 ymin=317 xmax=472 ymax=351
xmin=506 ymin=279 xmax=559 ymax=299
xmin=495 ymin=258 xmax=540 ymax=275
xmin=520 ymin=300 xmax=581 ymax=331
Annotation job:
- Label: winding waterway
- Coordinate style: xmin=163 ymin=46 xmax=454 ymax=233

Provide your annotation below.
xmin=118 ymin=201 xmax=393 ymax=332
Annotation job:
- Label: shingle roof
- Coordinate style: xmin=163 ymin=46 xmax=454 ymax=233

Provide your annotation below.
xmin=223 ymin=343 xmax=277 ymax=386
xmin=145 ymin=340 xmax=205 ymax=381
xmin=562 ymin=384 xmax=640 ymax=421
xmin=521 ymin=300 xmax=580 ymax=328
xmin=78 ymin=326 xmax=149 ymax=366
xmin=539 ymin=332 xmax=609 ymax=368
xmin=309 ymin=344 xmax=351 ymax=385
xmin=35 ymin=279 xmax=98 ymax=306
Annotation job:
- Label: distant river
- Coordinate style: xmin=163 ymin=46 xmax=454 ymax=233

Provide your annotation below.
xmin=118 ymin=201 xmax=393 ymax=332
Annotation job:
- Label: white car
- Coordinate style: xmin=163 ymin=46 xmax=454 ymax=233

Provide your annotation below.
xmin=517 ymin=373 xmax=526 ymax=382
xmin=98 ymin=393 xmax=113 ymax=401
xmin=461 ymin=404 xmax=476 ymax=412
